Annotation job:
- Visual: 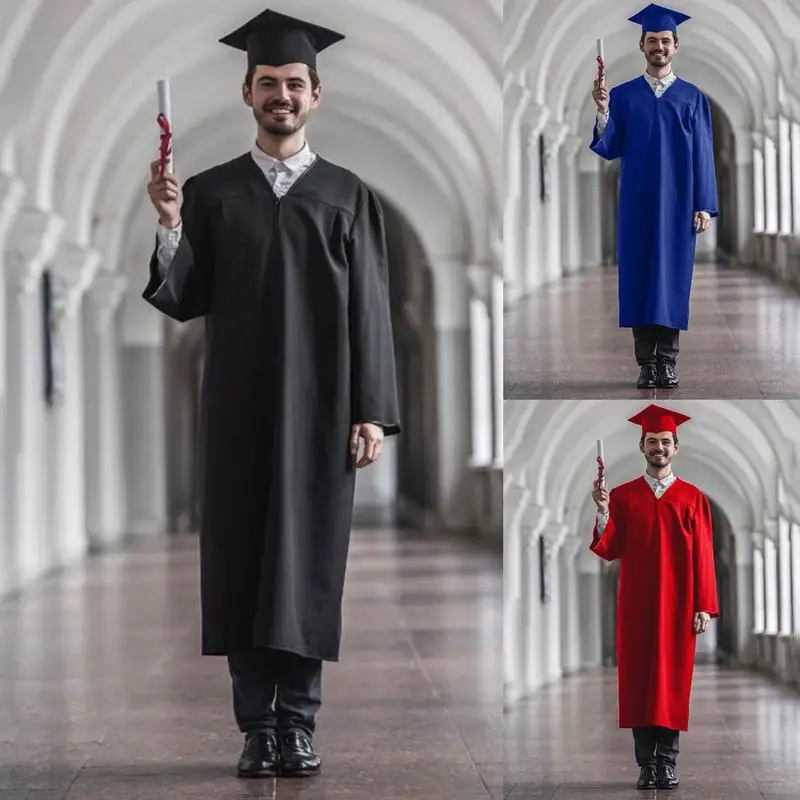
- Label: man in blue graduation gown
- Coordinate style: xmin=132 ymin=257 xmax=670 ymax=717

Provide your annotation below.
xmin=590 ymin=3 xmax=719 ymax=390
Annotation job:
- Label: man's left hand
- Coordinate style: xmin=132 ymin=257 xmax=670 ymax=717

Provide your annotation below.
xmin=694 ymin=211 xmax=711 ymax=234
xmin=350 ymin=422 xmax=384 ymax=468
xmin=693 ymin=611 xmax=711 ymax=634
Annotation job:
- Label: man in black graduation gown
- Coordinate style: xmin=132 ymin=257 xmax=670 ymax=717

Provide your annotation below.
xmin=144 ymin=8 xmax=401 ymax=780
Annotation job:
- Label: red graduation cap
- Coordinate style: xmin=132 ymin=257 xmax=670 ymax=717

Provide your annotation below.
xmin=628 ymin=403 xmax=691 ymax=435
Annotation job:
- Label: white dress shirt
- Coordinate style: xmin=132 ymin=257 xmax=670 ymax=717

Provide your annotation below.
xmin=154 ymin=141 xmax=317 ymax=276
xmin=596 ymin=70 xmax=677 ymax=135
xmin=595 ymin=471 xmax=677 ymax=534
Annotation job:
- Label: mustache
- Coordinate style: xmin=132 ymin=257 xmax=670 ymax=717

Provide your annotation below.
xmin=265 ymin=102 xmax=295 ymax=110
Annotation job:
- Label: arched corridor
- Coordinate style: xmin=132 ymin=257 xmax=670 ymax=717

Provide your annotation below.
xmin=503 ymin=1 xmax=800 ymax=396
xmin=504 ymin=399 xmax=800 ymax=797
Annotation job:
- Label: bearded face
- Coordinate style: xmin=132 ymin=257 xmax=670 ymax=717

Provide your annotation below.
xmin=244 ymin=63 xmax=320 ymax=138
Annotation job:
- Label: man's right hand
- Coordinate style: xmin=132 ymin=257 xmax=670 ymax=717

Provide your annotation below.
xmin=592 ymin=79 xmax=609 ymax=115
xmin=592 ymin=479 xmax=609 ymax=514
xmin=147 ymin=160 xmax=182 ymax=229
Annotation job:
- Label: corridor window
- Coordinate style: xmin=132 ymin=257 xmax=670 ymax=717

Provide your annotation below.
xmin=754 ymin=545 xmax=765 ymax=633
xmin=779 ymin=518 xmax=791 ymax=634
xmin=764 ymin=537 xmax=778 ymax=634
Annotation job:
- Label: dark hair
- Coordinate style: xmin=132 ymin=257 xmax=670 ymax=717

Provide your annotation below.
xmin=245 ymin=65 xmax=321 ymax=91
xmin=640 ymin=433 xmax=679 ymax=447
xmin=640 ymin=32 xmax=678 ymax=46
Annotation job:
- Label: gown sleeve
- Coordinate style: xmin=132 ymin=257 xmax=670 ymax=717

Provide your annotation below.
xmin=346 ymin=187 xmax=401 ymax=436
xmin=142 ymin=176 xmax=213 ymax=322
xmin=692 ymin=493 xmax=720 ymax=617
xmin=589 ymin=487 xmax=625 ymax=561
xmin=589 ymin=87 xmax=625 ymax=161
xmin=692 ymin=93 xmax=719 ymax=217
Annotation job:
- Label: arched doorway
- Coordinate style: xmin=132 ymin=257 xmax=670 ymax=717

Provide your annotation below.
xmin=162 ymin=190 xmax=438 ymax=533
xmin=600 ymin=94 xmax=738 ymax=264
xmin=599 ymin=492 xmax=736 ymax=666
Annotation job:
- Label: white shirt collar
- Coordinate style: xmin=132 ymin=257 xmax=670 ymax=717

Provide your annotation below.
xmin=644 ymin=70 xmax=677 ymax=89
xmin=644 ymin=471 xmax=677 ymax=488
xmin=251 ymin=140 xmax=315 ymax=173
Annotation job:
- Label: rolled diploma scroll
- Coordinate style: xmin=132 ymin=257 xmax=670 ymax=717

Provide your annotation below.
xmin=157 ymin=79 xmax=174 ymax=174
xmin=597 ymin=38 xmax=604 ymax=62
xmin=596 ymin=439 xmax=605 ymax=487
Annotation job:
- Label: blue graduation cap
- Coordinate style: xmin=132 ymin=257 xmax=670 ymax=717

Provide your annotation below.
xmin=628 ymin=3 xmax=691 ymax=34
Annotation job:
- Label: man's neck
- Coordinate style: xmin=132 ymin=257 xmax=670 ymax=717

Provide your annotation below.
xmin=645 ymin=65 xmax=673 ymax=80
xmin=255 ymin=129 xmax=307 ymax=160
xmin=646 ymin=465 xmax=673 ymax=480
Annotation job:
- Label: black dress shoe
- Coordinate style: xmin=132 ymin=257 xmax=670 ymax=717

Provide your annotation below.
xmin=637 ymin=365 xmax=658 ymax=389
xmin=657 ymin=363 xmax=679 ymax=388
xmin=237 ymin=732 xmax=279 ymax=778
xmin=280 ymin=730 xmax=321 ymax=777
xmin=636 ymin=765 xmax=658 ymax=789
xmin=657 ymin=763 xmax=679 ymax=789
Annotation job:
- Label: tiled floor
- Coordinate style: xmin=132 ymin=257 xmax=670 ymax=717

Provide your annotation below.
xmin=504 ymin=665 xmax=800 ymax=799
xmin=0 ymin=528 xmax=502 ymax=799
xmin=504 ymin=263 xmax=800 ymax=399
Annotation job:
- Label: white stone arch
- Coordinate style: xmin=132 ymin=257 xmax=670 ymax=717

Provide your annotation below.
xmin=3 ymin=0 xmax=498 ymax=261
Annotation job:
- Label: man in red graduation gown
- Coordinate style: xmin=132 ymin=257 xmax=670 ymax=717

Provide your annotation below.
xmin=590 ymin=4 xmax=719 ymax=390
xmin=589 ymin=404 xmax=719 ymax=791
xmin=144 ymin=8 xmax=400 ymax=780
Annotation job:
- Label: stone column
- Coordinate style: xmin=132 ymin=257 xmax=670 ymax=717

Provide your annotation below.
xmin=503 ymin=84 xmax=532 ymax=304
xmin=541 ymin=121 xmax=569 ymax=284
xmin=561 ymin=134 xmax=584 ymax=274
xmin=466 ymin=264 xmax=492 ymax=467
xmin=733 ymin=128 xmax=755 ymax=261
xmin=5 ymin=208 xmax=64 ymax=587
xmin=540 ymin=521 xmax=568 ymax=683
xmin=792 ymin=122 xmax=800 ymax=234
xmin=86 ymin=272 xmax=128 ymax=547
xmin=578 ymin=148 xmax=603 ymax=268
xmin=430 ymin=258 xmax=471 ymax=529
xmin=520 ymin=103 xmax=550 ymax=293
xmin=559 ymin=534 xmax=584 ymax=675
xmin=490 ymin=267 xmax=503 ymax=466
xmin=751 ymin=132 xmax=766 ymax=234
xmin=763 ymin=121 xmax=779 ymax=235
xmin=47 ymin=244 xmax=101 ymax=565
xmin=0 ymin=172 xmax=24 ymax=596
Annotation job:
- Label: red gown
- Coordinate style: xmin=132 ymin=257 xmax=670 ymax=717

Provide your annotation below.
xmin=589 ymin=476 xmax=719 ymax=731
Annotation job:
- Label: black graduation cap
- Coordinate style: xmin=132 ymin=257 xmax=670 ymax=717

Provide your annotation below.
xmin=219 ymin=9 xmax=345 ymax=71
xmin=628 ymin=3 xmax=691 ymax=35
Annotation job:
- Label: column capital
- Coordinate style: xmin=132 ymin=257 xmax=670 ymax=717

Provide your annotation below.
xmin=562 ymin=133 xmax=584 ymax=162
xmin=751 ymin=130 xmax=765 ymax=150
xmin=467 ymin=263 xmax=493 ymax=304
xmin=522 ymin=102 xmax=550 ymax=142
xmin=561 ymin=534 xmax=584 ymax=560
xmin=540 ymin=521 xmax=569 ymax=555
xmin=543 ymin=120 xmax=570 ymax=151
xmin=763 ymin=116 xmax=778 ymax=141
xmin=505 ymin=82 xmax=532 ymax=131
xmin=50 ymin=244 xmax=102 ymax=316
xmin=89 ymin=271 xmax=129 ymax=330
xmin=0 ymin=172 xmax=26 ymax=245
xmin=6 ymin=208 xmax=64 ymax=293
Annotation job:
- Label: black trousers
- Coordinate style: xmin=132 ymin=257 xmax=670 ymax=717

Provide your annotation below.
xmin=633 ymin=726 xmax=680 ymax=768
xmin=227 ymin=647 xmax=322 ymax=738
xmin=632 ymin=325 xmax=680 ymax=366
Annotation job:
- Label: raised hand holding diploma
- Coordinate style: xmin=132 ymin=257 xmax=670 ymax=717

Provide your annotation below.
xmin=156 ymin=79 xmax=174 ymax=177
xmin=592 ymin=40 xmax=609 ymax=115
xmin=592 ymin=438 xmax=609 ymax=514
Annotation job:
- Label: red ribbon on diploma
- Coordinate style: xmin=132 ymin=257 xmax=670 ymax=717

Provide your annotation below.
xmin=157 ymin=112 xmax=172 ymax=179
xmin=596 ymin=454 xmax=605 ymax=487
xmin=596 ymin=55 xmax=605 ymax=86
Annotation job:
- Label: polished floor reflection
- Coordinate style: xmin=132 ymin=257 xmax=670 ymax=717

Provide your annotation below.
xmin=505 ymin=263 xmax=800 ymax=399
xmin=0 ymin=528 xmax=501 ymax=799
xmin=505 ymin=665 xmax=800 ymax=799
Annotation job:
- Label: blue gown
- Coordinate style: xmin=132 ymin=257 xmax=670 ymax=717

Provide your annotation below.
xmin=590 ymin=76 xmax=719 ymax=330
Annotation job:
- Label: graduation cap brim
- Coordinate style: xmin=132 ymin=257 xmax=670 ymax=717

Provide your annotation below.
xmin=628 ymin=404 xmax=691 ymax=435
xmin=220 ymin=9 xmax=344 ymax=71
xmin=629 ymin=3 xmax=691 ymax=34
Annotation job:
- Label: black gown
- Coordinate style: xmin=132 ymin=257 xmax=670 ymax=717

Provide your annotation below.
xmin=143 ymin=152 xmax=401 ymax=661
